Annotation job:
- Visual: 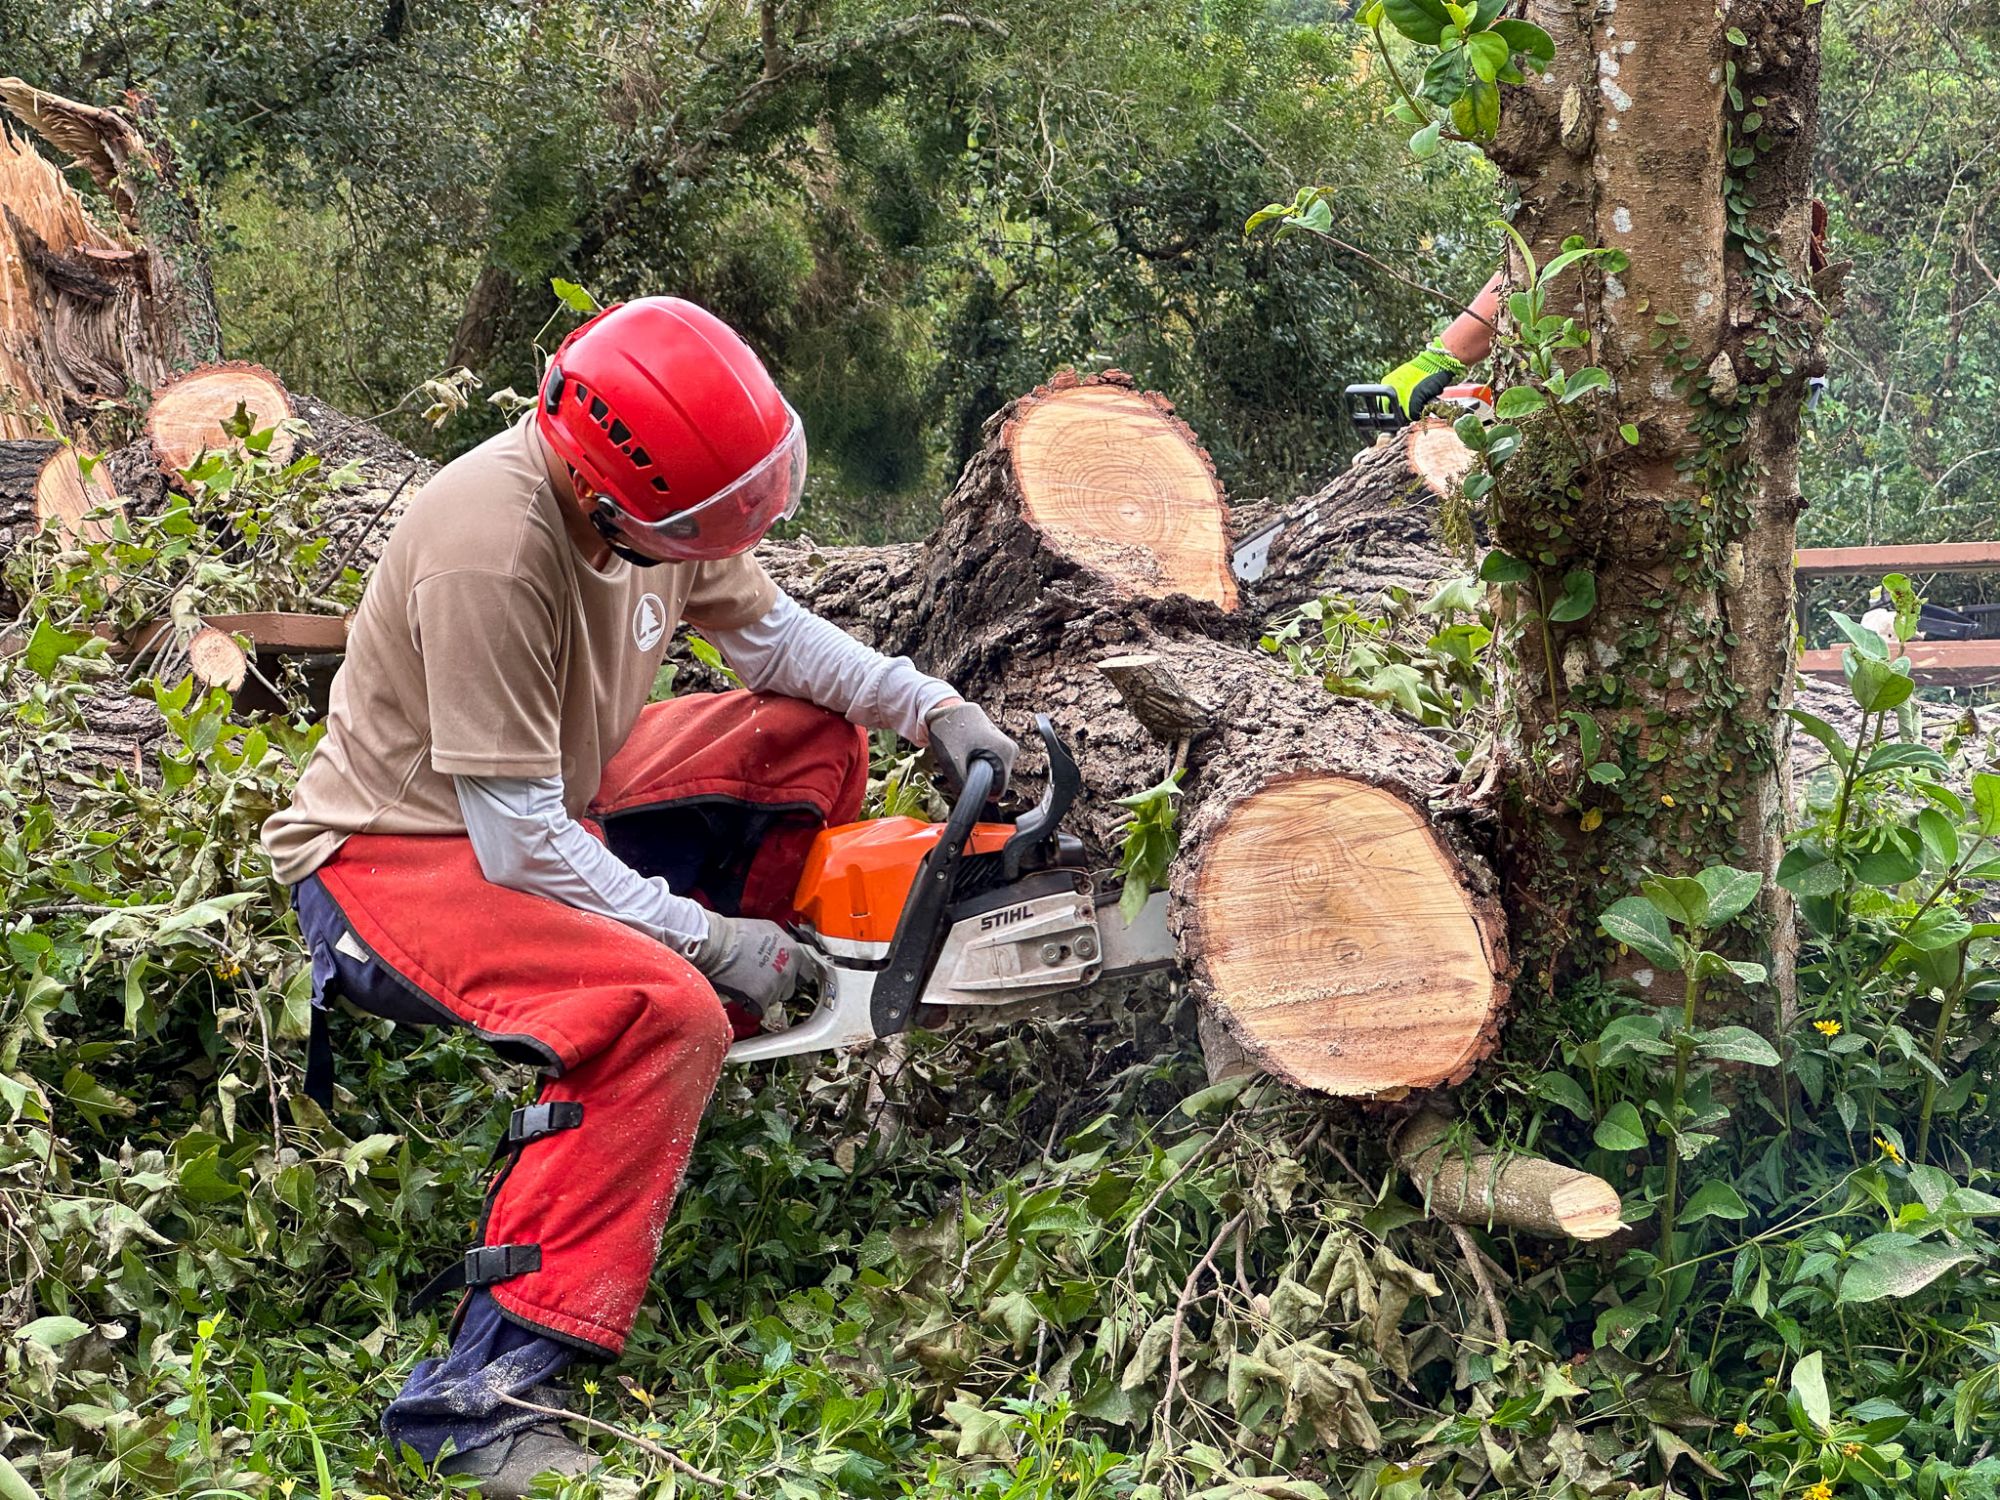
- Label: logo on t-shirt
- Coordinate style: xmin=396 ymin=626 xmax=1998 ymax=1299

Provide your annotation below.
xmin=633 ymin=593 xmax=666 ymax=651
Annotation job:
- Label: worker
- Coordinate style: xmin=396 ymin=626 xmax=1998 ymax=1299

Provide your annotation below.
xmin=1378 ymin=269 xmax=1505 ymax=421
xmin=260 ymin=297 xmax=1018 ymax=1496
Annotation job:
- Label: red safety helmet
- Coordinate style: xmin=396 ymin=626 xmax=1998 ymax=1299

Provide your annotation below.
xmin=537 ymin=297 xmax=805 ymax=564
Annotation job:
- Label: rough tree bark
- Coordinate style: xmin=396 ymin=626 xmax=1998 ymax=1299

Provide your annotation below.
xmin=1482 ymin=2 xmax=1831 ymax=1004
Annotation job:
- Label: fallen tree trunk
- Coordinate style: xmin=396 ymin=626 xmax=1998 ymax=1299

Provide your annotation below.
xmin=779 ymin=372 xmax=1512 ymax=1097
xmin=1 ymin=436 xmax=120 ymax=553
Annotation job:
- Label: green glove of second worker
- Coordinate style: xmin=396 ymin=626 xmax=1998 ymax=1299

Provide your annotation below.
xmin=1381 ymin=342 xmax=1468 ymax=421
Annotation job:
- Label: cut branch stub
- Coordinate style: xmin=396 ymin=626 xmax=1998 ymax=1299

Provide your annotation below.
xmin=186 ymin=626 xmax=248 ymax=691
xmin=147 ymin=362 xmax=295 ymax=478
xmin=1405 ymin=417 xmax=1476 ymax=500
xmin=1004 ymin=373 xmax=1237 ymax=610
xmin=1396 ymin=1110 xmax=1623 ymax=1242
xmin=1185 ymin=775 xmax=1507 ymax=1097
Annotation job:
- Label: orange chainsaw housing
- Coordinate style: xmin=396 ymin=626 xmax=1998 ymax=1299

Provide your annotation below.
xmin=793 ymin=816 xmax=1013 ymax=947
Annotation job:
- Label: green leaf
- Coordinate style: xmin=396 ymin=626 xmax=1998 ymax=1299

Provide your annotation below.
xmin=24 ymin=617 xmax=89 ymax=679
xmin=1839 ymin=1243 xmax=1976 ymax=1304
xmin=1777 ymin=842 xmax=1847 ymax=899
xmin=1478 ymin=549 xmax=1532 ymax=583
xmin=1382 ymin=0 xmax=1453 ymax=44
xmin=14 ymin=1316 xmax=90 ymax=1349
xmin=1975 ymin=772 xmax=2000 ymax=836
xmin=1640 ymin=875 xmax=1712 ymax=930
xmin=1695 ymin=865 xmax=1763 ymax=927
xmin=1791 ymin=1351 xmax=1832 ymax=1432
xmin=1531 ymin=1070 xmax=1593 ymax=1120
xmin=1727 ymin=26 xmax=1748 ymax=44
xmin=1451 ymin=77 xmax=1500 ymax=138
xmin=1492 ymin=19 xmax=1555 ymax=64
xmin=1565 ymin=709 xmax=1601 ymax=765
xmin=1493 ymin=385 xmax=1548 ymax=420
xmin=1919 ymin=807 xmax=1960 ymax=868
xmin=1848 ymin=652 xmax=1914 ymax=713
xmin=1548 ymin=569 xmax=1596 ymax=623
xmin=1596 ymin=1013 xmax=1675 ymax=1063
xmin=1619 ymin=422 xmax=1641 ymax=445
xmin=1559 ymin=367 xmax=1611 ymax=403
xmin=1466 ymin=29 xmax=1510 ymax=81
xmin=1695 ymin=1025 xmax=1780 ymax=1066
xmin=1680 ymin=1181 xmax=1749 ymax=1223
xmin=1409 ymin=120 xmax=1443 ymax=158
xmin=1787 ymin=709 xmax=1854 ymax=770
xmin=1600 ymin=904 xmax=1680 ymax=976
xmin=1594 ymin=1101 xmax=1647 ymax=1151
xmin=0 ymin=1453 xmax=40 ymax=1500
xmin=1601 ymin=897 xmax=1682 ymax=971
xmin=550 ymin=277 xmax=600 ymax=314
xmin=1862 ymin=742 xmax=1948 ymax=776
xmin=1830 ymin=610 xmax=1889 ymax=659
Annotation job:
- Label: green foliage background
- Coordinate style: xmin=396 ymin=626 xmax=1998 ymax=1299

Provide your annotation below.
xmin=4 ymin=0 xmax=1497 ymax=536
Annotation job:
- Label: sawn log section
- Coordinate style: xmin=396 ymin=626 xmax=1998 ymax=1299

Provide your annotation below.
xmin=770 ymin=373 xmax=1510 ymax=1097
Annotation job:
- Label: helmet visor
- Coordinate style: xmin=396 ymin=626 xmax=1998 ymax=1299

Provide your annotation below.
xmin=598 ymin=406 xmax=806 ymax=563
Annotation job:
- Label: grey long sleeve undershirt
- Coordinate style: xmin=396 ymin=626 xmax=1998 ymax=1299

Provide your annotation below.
xmin=452 ymin=592 xmax=955 ymax=947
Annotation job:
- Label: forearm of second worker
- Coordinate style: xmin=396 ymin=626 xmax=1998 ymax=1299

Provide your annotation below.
xmin=453 ymin=773 xmax=710 ymax=953
xmin=1438 ymin=269 xmax=1505 ymax=367
xmin=709 ymin=592 xmax=956 ymax=742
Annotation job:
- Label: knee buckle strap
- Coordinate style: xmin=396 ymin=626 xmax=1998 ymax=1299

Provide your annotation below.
xmin=408 ymin=1242 xmax=543 ymax=1313
xmin=507 ymin=1100 xmax=584 ymax=1146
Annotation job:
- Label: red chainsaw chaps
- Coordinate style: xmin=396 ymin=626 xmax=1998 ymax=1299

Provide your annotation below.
xmin=311 ymin=692 xmax=867 ymax=1356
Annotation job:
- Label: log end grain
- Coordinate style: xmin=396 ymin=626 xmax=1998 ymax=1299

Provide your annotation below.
xmin=1189 ymin=774 xmax=1507 ymax=1097
xmin=1405 ymin=418 xmax=1476 ymax=500
xmin=1007 ymin=376 xmax=1238 ymax=611
xmin=33 ymin=445 xmax=121 ymax=543
xmin=147 ymin=362 xmax=295 ymax=476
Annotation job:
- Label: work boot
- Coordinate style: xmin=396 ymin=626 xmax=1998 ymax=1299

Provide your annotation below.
xmin=436 ymin=1424 xmax=596 ymax=1498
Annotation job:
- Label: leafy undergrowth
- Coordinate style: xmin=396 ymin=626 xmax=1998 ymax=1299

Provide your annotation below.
xmin=10 ymin=452 xmax=2000 ymax=1499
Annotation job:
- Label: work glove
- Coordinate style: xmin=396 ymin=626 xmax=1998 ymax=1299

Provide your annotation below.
xmin=924 ymin=699 xmax=1019 ymax=800
xmin=1381 ymin=342 xmax=1469 ymax=421
xmin=691 ymin=912 xmax=811 ymax=1017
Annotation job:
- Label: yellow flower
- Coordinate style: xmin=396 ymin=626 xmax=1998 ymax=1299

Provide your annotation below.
xmin=1875 ymin=1136 xmax=1904 ymax=1165
xmin=1804 ymin=1483 xmax=1833 ymax=1500
xmin=1841 ymin=1443 xmax=1861 ymax=1457
xmin=582 ymin=1379 xmax=600 ymax=1397
xmin=1661 ymin=794 xmax=1677 ymax=808
xmin=216 ymin=959 xmax=243 ymax=980
xmin=1734 ymin=1421 xmax=1751 ymax=1436
xmin=1814 ymin=1019 xmax=1841 ymax=1037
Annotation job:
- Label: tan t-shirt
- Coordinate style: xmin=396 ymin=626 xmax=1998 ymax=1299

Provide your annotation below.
xmin=262 ymin=418 xmax=777 ymax=884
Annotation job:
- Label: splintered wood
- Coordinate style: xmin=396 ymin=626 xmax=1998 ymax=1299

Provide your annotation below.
xmin=147 ymin=363 xmax=295 ymax=476
xmin=1008 ymin=382 xmax=1238 ymax=609
xmin=1191 ymin=776 xmax=1506 ymax=1096
xmin=0 ymin=119 xmax=136 ymax=437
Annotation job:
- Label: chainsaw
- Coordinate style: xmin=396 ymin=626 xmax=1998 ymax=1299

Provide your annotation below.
xmin=726 ymin=717 xmax=1177 ymax=1063
xmin=1343 ymin=380 xmax=1495 ymax=438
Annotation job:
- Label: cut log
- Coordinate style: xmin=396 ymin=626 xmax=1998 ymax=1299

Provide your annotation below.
xmin=1396 ymin=1111 xmax=1623 ymax=1242
xmin=147 ymin=363 xmax=296 ymax=477
xmin=1247 ymin=420 xmax=1477 ymax=616
xmin=778 ymin=370 xmax=1511 ymax=1097
xmin=0 ymin=437 xmax=122 ymax=550
xmin=1006 ymin=374 xmax=1237 ymax=610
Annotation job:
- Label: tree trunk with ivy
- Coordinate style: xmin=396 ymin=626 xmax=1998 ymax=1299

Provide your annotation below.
xmin=1481 ymin=1 xmax=1833 ymax=1007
